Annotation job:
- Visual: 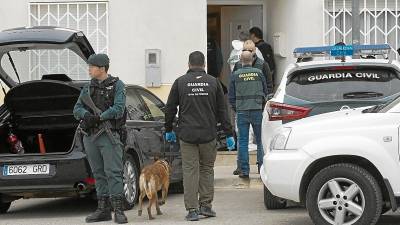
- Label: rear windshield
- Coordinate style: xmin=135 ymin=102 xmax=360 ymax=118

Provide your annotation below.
xmin=1 ymin=49 xmax=88 ymax=83
xmin=286 ymin=67 xmax=400 ymax=102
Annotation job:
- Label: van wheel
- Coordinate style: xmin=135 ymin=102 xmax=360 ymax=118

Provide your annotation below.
xmin=0 ymin=202 xmax=11 ymax=214
xmin=306 ymin=163 xmax=382 ymax=225
xmin=264 ymin=185 xmax=287 ymax=209
xmin=123 ymin=154 xmax=139 ymax=210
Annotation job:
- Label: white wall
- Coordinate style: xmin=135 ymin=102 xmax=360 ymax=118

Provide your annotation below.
xmin=0 ymin=0 xmax=29 ymax=29
xmin=108 ymin=0 xmax=207 ymax=86
xmin=266 ymin=0 xmax=324 ymax=84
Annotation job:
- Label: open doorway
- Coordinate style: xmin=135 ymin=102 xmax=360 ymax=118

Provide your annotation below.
xmin=207 ymin=5 xmax=263 ymax=88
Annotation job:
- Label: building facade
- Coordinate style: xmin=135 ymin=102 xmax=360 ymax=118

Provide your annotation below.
xmin=0 ymin=0 xmax=398 ymax=100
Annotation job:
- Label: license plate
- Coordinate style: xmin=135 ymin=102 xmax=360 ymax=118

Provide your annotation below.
xmin=2 ymin=164 xmax=50 ymax=176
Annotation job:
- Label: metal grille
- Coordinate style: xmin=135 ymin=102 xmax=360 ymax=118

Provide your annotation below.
xmin=324 ymin=0 xmax=400 ymax=58
xmin=29 ymin=2 xmax=108 ymax=80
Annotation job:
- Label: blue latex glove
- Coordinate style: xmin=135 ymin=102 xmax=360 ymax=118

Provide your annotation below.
xmin=226 ymin=136 xmax=235 ymax=151
xmin=165 ymin=131 xmax=177 ymax=143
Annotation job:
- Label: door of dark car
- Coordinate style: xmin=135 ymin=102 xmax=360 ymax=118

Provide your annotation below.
xmin=125 ymin=87 xmax=160 ymax=166
xmin=134 ymin=88 xmax=182 ymax=182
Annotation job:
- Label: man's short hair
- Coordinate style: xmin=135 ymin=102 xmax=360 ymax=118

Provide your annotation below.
xmin=189 ymin=51 xmax=205 ymax=67
xmin=241 ymin=51 xmax=253 ymax=65
xmin=243 ymin=40 xmax=256 ymax=52
xmin=249 ymin=27 xmax=263 ymax=39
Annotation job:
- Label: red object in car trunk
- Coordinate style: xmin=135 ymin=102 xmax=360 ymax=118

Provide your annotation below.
xmin=267 ymin=102 xmax=311 ymax=121
xmin=7 ymin=133 xmax=24 ymax=154
xmin=84 ymin=177 xmax=96 ymax=185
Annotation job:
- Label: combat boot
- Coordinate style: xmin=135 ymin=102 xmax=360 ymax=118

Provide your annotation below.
xmin=111 ymin=195 xmax=128 ymax=224
xmin=86 ymin=196 xmax=112 ymax=223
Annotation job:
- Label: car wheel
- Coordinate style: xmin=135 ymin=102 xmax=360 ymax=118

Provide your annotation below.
xmin=123 ymin=154 xmax=139 ymax=210
xmin=0 ymin=202 xmax=11 ymax=214
xmin=264 ymin=185 xmax=287 ymax=209
xmin=306 ymin=163 xmax=382 ymax=225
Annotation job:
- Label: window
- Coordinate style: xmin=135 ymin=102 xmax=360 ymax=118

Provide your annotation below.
xmin=29 ymin=2 xmax=109 ymax=80
xmin=126 ymin=89 xmax=148 ymax=121
xmin=137 ymin=89 xmax=165 ymax=121
xmin=324 ymin=0 xmax=400 ymax=58
xmin=286 ymin=68 xmax=400 ymax=102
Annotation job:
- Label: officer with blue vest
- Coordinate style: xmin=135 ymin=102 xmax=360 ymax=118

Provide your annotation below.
xmin=73 ymin=53 xmax=128 ymax=224
xmin=228 ymin=51 xmax=268 ymax=178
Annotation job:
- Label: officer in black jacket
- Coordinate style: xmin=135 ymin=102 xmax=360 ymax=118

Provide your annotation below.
xmin=164 ymin=51 xmax=235 ymax=221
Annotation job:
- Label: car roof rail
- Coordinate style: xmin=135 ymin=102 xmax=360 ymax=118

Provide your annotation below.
xmin=294 ymin=44 xmax=391 ymax=61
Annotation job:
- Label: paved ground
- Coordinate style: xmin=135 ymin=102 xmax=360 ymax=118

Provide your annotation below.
xmin=1 ymin=188 xmax=399 ymax=225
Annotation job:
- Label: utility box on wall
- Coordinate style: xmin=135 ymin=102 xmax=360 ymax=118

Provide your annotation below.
xmin=145 ymin=49 xmax=161 ymax=87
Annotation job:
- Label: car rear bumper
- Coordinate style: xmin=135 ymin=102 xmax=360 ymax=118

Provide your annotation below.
xmin=261 ymin=149 xmax=313 ymax=202
xmin=0 ymin=150 xmax=92 ymax=197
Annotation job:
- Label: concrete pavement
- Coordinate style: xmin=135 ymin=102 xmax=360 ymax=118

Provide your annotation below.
xmin=1 ymin=188 xmax=399 ymax=225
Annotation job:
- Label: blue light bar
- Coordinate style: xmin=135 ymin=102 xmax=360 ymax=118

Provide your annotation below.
xmin=293 ymin=44 xmax=391 ymax=59
xmin=331 ymin=45 xmax=353 ymax=57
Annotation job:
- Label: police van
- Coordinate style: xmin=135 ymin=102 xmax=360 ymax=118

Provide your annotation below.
xmin=261 ymin=44 xmax=400 ymax=210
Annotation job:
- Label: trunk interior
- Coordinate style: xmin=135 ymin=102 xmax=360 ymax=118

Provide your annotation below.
xmin=0 ymin=80 xmax=81 ymax=155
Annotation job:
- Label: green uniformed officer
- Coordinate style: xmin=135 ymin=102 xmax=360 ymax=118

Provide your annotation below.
xmin=228 ymin=51 xmax=268 ymax=178
xmin=73 ymin=53 xmax=128 ymax=224
xmin=231 ymin=40 xmax=273 ymax=176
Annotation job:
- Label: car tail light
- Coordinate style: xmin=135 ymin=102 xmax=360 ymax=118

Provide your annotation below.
xmin=267 ymin=102 xmax=311 ymax=121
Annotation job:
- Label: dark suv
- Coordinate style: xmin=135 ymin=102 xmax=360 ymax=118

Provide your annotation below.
xmin=0 ymin=26 xmax=182 ymax=213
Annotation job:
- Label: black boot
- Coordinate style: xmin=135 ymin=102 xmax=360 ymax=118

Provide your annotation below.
xmin=199 ymin=206 xmax=216 ymax=217
xmin=233 ymin=168 xmax=240 ymax=175
xmin=233 ymin=160 xmax=241 ymax=175
xmin=185 ymin=209 xmax=199 ymax=221
xmin=86 ymin=196 xmax=112 ymax=223
xmin=111 ymin=196 xmax=128 ymax=224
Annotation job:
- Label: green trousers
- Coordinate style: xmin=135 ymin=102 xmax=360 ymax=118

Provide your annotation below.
xmin=180 ymin=139 xmax=217 ymax=210
xmin=83 ymin=132 xmax=124 ymax=197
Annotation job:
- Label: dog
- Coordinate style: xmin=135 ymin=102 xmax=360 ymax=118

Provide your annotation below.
xmin=138 ymin=158 xmax=171 ymax=220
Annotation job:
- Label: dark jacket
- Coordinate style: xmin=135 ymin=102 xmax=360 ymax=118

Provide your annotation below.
xmin=207 ymin=38 xmax=224 ymax=78
xmin=255 ymin=40 xmax=276 ymax=73
xmin=233 ymin=56 xmax=273 ymax=93
xmin=73 ymin=75 xmax=127 ymax=130
xmin=165 ymin=68 xmax=233 ymax=144
xmin=228 ymin=65 xmax=268 ymax=111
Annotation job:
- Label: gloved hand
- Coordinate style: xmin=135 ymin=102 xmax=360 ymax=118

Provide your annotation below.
xmin=165 ymin=131 xmax=177 ymax=143
xmin=83 ymin=113 xmax=100 ymax=128
xmin=226 ymin=136 xmax=236 ymax=151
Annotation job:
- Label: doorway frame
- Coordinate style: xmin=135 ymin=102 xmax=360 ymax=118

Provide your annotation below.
xmin=207 ymin=0 xmax=267 ymax=35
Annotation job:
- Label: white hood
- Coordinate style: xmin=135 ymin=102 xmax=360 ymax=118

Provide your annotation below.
xmin=232 ymin=40 xmax=244 ymax=51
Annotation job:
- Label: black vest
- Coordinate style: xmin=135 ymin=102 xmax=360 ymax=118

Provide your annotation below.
xmin=88 ymin=76 xmax=127 ymax=130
